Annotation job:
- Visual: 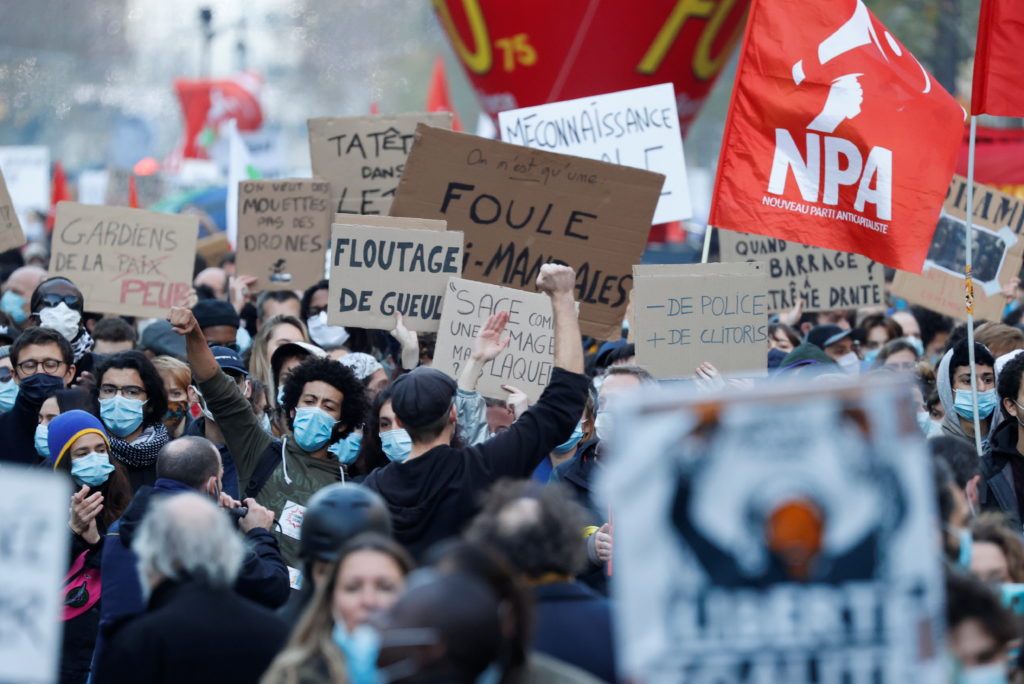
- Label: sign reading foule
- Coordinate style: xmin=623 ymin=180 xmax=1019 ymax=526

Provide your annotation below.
xmin=51 ymin=202 xmax=199 ymax=317
xmin=308 ymin=113 xmax=453 ymax=216
xmin=390 ymin=125 xmax=664 ymax=340
xmin=328 ymin=222 xmax=463 ymax=332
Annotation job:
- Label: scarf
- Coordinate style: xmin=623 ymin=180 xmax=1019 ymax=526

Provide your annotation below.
xmin=71 ymin=328 xmax=94 ymax=364
xmin=109 ymin=423 xmax=169 ymax=469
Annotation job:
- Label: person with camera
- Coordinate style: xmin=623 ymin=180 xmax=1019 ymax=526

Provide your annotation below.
xmin=96 ymin=436 xmax=290 ymax=666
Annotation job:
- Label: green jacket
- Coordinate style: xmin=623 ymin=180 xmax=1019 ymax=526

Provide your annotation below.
xmin=197 ymin=370 xmax=342 ymax=571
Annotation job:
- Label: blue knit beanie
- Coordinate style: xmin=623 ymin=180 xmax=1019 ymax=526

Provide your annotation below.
xmin=49 ymin=410 xmax=109 ymax=470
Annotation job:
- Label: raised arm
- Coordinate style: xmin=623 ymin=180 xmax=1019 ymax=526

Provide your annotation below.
xmin=536 ymin=264 xmax=583 ymax=374
xmin=457 ymin=310 xmax=510 ymax=391
xmin=169 ymin=306 xmax=218 ymax=382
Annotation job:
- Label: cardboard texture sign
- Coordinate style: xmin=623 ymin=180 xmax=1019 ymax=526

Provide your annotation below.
xmin=498 ymin=83 xmax=691 ymax=224
xmin=335 ymin=214 xmax=447 ymax=231
xmin=51 ymin=202 xmax=199 ymax=317
xmin=891 ymin=176 xmax=1024 ymax=320
xmin=0 ymin=165 xmax=26 ymax=252
xmin=236 ymin=179 xmax=332 ymax=291
xmin=599 ymin=376 xmax=945 ymax=681
xmin=633 ymin=263 xmax=769 ymax=378
xmin=328 ymin=222 xmax=463 ymax=332
xmin=433 ymin=277 xmax=557 ymax=403
xmin=390 ymin=125 xmax=664 ymax=341
xmin=308 ymin=113 xmax=453 ymax=216
xmin=717 ymin=229 xmax=882 ymax=313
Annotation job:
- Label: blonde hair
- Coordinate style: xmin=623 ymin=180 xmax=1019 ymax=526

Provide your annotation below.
xmin=249 ymin=315 xmax=308 ymax=407
xmin=152 ymin=355 xmax=192 ymax=391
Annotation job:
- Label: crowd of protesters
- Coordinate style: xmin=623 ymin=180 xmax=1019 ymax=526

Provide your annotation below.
xmin=4 ymin=245 xmax=1024 ymax=684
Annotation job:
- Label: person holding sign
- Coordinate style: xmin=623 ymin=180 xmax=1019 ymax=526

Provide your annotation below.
xmin=169 ymin=305 xmax=368 ymax=570
xmin=362 ymin=264 xmax=588 ymax=559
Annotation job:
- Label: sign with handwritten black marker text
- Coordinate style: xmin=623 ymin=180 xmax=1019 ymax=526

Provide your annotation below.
xmin=328 ymin=222 xmax=463 ymax=332
xmin=433 ymin=277 xmax=558 ymax=403
xmin=51 ymin=202 xmax=199 ymax=317
xmin=308 ymin=113 xmax=453 ymax=216
xmin=390 ymin=125 xmax=664 ymax=341
xmin=633 ymin=263 xmax=769 ymax=378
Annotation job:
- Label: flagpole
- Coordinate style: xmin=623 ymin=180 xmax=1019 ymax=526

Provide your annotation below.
xmin=701 ymin=225 xmax=714 ymax=264
xmin=965 ymin=115 xmax=983 ymax=457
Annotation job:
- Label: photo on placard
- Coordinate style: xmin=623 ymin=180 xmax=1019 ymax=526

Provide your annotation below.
xmin=924 ymin=211 xmax=1008 ymax=290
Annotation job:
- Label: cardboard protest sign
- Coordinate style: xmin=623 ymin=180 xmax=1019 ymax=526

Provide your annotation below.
xmin=718 ymin=229 xmax=883 ymax=313
xmin=499 ymin=83 xmax=690 ymax=224
xmin=308 ymin=113 xmax=453 ymax=216
xmin=632 ymin=263 xmax=769 ymax=378
xmin=328 ymin=222 xmax=463 ymax=332
xmin=0 ymin=467 xmax=71 ymax=684
xmin=598 ymin=376 xmax=944 ymax=682
xmin=892 ymin=176 xmax=1024 ymax=320
xmin=0 ymin=165 xmax=26 ymax=252
xmin=51 ymin=202 xmax=199 ymax=317
xmin=433 ymin=278 xmax=557 ymax=403
xmin=390 ymin=125 xmax=664 ymax=341
xmin=236 ymin=179 xmax=332 ymax=291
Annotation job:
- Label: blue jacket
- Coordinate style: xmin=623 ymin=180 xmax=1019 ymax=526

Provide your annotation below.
xmin=531 ymin=581 xmax=616 ymax=683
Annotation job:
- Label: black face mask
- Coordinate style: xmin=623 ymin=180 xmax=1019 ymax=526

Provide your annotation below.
xmin=19 ymin=372 xmax=65 ymax=404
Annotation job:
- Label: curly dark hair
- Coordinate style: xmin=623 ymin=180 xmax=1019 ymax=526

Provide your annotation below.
xmin=94 ymin=350 xmax=168 ymax=430
xmin=280 ymin=357 xmax=367 ymax=441
xmin=998 ymin=352 xmax=1024 ymax=420
xmin=466 ymin=479 xmax=588 ymax=578
xmin=300 ymin=279 xmax=329 ymax=321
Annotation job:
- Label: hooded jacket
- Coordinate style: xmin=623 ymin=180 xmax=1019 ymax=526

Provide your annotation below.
xmin=363 ymin=367 xmax=589 ymax=559
xmin=980 ymin=416 xmax=1024 ymax=531
xmin=935 ymin=347 xmax=996 ymax=449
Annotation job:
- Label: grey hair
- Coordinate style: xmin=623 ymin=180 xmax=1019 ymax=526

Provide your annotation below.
xmin=134 ymin=492 xmax=244 ymax=599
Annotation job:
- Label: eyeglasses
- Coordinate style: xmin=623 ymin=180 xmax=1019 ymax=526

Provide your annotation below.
xmin=99 ymin=384 xmax=147 ymax=400
xmin=17 ymin=358 xmax=66 ymax=375
xmin=36 ymin=293 xmax=82 ymax=309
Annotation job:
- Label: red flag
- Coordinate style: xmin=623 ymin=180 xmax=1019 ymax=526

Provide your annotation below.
xmin=426 ymin=56 xmax=462 ymax=131
xmin=174 ymin=71 xmax=263 ymax=159
xmin=46 ymin=162 xmax=69 ymax=232
xmin=128 ymin=175 xmax=140 ymax=209
xmin=709 ymin=0 xmax=964 ymax=273
xmin=972 ymin=0 xmax=1024 ymax=117
xmin=369 ymin=101 xmax=380 ymax=115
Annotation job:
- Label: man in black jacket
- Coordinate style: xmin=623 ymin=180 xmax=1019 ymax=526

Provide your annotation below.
xmin=982 ymin=353 xmax=1024 ymax=531
xmin=98 ymin=436 xmax=289 ymax=655
xmin=363 ymin=264 xmax=588 ymax=558
xmin=96 ymin=492 xmax=288 ymax=684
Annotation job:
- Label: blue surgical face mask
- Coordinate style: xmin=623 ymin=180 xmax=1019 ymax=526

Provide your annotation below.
xmin=332 ymin=622 xmax=381 ymax=684
xmin=276 ymin=384 xmax=285 ymax=405
xmin=259 ymin=412 xmax=272 ymax=435
xmin=863 ymin=348 xmax=880 ymax=364
xmin=0 ymin=290 xmax=27 ymax=324
xmin=553 ymin=420 xmax=584 ymax=454
xmin=954 ymin=388 xmax=998 ymax=420
xmin=34 ymin=422 xmax=49 ymax=458
xmin=100 ymin=395 xmax=147 ymax=437
xmin=293 ymin=406 xmax=338 ymax=452
xmin=236 ymin=327 xmax=253 ymax=355
xmin=381 ymin=428 xmax=412 ymax=463
xmin=0 ymin=380 xmax=18 ymax=412
xmin=329 ymin=431 xmax=362 ymax=465
xmin=71 ymin=451 xmax=115 ymax=487
xmin=594 ymin=410 xmax=612 ymax=442
xmin=958 ymin=662 xmax=1008 ymax=684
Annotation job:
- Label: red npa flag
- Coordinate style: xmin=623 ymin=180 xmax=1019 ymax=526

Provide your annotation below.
xmin=174 ymin=72 xmax=263 ymax=159
xmin=709 ymin=0 xmax=964 ymax=273
xmin=972 ymin=0 xmax=1024 ymax=117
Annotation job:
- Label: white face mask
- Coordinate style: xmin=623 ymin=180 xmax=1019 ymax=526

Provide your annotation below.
xmin=307 ymin=311 xmax=349 ymax=349
xmin=836 ymin=351 xmax=860 ymax=374
xmin=190 ymin=385 xmax=216 ymax=423
xmin=39 ymin=302 xmax=81 ymax=342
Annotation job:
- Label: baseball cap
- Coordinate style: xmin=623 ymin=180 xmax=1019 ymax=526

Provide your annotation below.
xmin=210 ymin=346 xmax=248 ymax=375
xmin=271 ymin=341 xmax=328 ymax=384
xmin=806 ymin=324 xmax=853 ymax=350
xmin=390 ymin=367 xmax=457 ymax=428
